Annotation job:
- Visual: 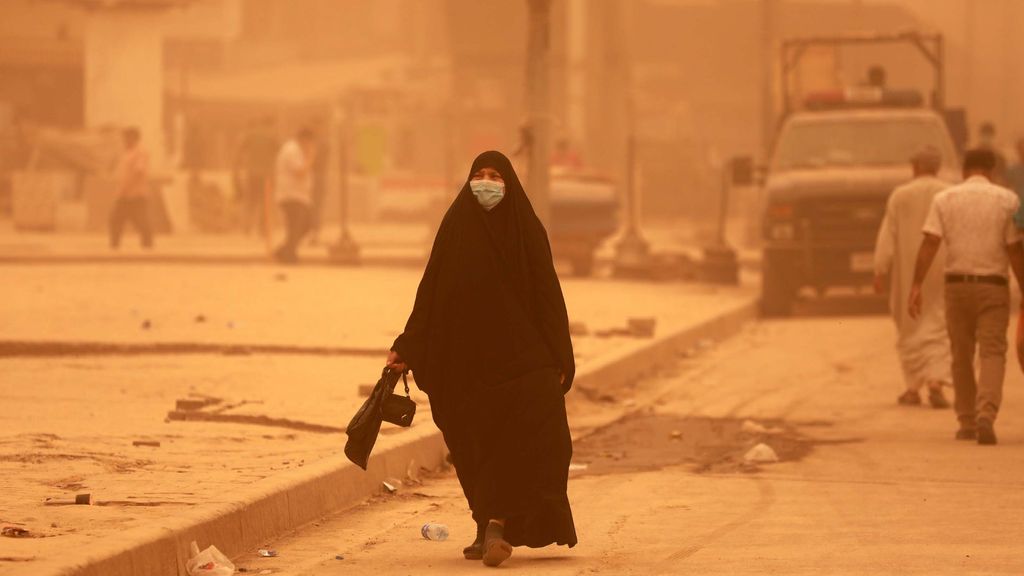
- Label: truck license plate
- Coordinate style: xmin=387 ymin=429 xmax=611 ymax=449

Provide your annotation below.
xmin=850 ymin=252 xmax=874 ymax=272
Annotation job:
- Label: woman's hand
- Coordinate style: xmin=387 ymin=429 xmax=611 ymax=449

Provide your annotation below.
xmin=386 ymin=350 xmax=408 ymax=373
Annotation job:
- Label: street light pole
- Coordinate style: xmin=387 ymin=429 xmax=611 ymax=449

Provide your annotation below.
xmin=525 ymin=0 xmax=552 ymax=225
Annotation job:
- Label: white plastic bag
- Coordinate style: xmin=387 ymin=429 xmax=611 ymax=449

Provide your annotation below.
xmin=743 ymin=443 xmax=779 ymax=464
xmin=186 ymin=540 xmax=235 ymax=576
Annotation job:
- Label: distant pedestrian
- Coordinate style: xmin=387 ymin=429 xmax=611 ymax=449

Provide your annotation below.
xmin=1008 ymin=137 xmax=1024 ymax=230
xmin=234 ymin=117 xmax=278 ymax=235
xmin=977 ymin=122 xmax=1008 ymax=185
xmin=909 ymin=148 xmax=1024 ymax=445
xmin=273 ymin=128 xmax=316 ymax=263
xmin=109 ymin=127 xmax=153 ymax=250
xmin=874 ymin=147 xmax=951 ymax=408
xmin=387 ymin=151 xmax=577 ymax=567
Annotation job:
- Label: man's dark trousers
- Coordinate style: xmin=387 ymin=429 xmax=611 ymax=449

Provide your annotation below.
xmin=109 ymin=196 xmax=153 ymax=249
xmin=275 ymin=200 xmax=311 ymax=263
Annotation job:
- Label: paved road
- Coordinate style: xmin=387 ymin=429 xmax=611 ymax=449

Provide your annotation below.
xmin=231 ymin=313 xmax=1024 ymax=575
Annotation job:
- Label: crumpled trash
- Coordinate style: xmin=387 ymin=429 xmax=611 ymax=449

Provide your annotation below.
xmin=187 ymin=540 xmax=235 ymax=576
xmin=1 ymin=526 xmax=30 ymax=538
xmin=743 ymin=443 xmax=779 ymax=464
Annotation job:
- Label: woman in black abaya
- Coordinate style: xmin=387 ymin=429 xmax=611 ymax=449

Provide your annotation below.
xmin=387 ymin=151 xmax=577 ymax=567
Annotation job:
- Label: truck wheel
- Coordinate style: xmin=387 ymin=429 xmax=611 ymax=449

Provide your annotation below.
xmin=761 ymin=255 xmax=795 ymax=317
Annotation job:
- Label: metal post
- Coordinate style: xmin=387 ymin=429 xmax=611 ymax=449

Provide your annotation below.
xmin=701 ymin=161 xmax=739 ymax=285
xmin=329 ymin=99 xmax=360 ymax=264
xmin=612 ymin=98 xmax=651 ymax=278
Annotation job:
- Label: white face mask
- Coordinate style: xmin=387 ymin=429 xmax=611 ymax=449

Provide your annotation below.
xmin=470 ymin=179 xmax=505 ymax=210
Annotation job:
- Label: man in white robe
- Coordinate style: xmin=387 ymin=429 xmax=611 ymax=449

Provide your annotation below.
xmin=874 ymin=147 xmax=952 ymax=408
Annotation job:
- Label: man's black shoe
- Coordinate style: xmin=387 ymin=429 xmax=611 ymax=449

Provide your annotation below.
xmin=897 ymin=390 xmax=922 ymax=406
xmin=977 ymin=420 xmax=997 ymax=445
xmin=955 ymin=427 xmax=977 ymax=441
xmin=928 ymin=389 xmax=950 ymax=409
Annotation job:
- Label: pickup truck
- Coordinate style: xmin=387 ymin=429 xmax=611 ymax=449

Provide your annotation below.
xmin=761 ymin=107 xmax=959 ymax=315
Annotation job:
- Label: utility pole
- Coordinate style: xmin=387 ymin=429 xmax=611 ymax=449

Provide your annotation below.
xmin=525 ymin=0 xmax=552 ymax=225
xmin=761 ymin=0 xmax=778 ymax=158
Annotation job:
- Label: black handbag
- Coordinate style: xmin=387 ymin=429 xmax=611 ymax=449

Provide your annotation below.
xmin=344 ymin=367 xmax=416 ymax=470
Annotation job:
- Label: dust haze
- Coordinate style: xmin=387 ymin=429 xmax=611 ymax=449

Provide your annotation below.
xmin=2 ymin=1 xmax=1024 ymax=574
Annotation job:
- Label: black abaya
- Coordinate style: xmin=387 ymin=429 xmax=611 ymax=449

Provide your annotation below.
xmin=392 ymin=151 xmax=577 ymax=548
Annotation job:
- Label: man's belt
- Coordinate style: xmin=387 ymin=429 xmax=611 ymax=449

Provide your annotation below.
xmin=945 ymin=274 xmax=1008 ymax=286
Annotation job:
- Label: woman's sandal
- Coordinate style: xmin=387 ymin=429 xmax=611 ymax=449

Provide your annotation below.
xmin=482 ymin=521 xmax=513 ymax=567
xmin=463 ymin=522 xmax=486 ymax=560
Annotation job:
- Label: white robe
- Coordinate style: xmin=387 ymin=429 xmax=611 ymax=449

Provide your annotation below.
xmin=874 ymin=176 xmax=952 ymax=388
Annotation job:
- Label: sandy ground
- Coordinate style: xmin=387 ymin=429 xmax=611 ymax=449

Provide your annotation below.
xmin=0 ymin=264 xmax=739 ymax=358
xmin=0 ymin=262 xmax=751 ymax=569
xmin=228 ymin=312 xmax=1024 ymax=575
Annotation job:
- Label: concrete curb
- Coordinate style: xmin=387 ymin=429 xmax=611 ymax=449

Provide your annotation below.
xmin=26 ymin=296 xmax=758 ymax=576
xmin=0 ymin=340 xmax=384 ymax=359
xmin=0 ymin=253 xmax=426 ymax=269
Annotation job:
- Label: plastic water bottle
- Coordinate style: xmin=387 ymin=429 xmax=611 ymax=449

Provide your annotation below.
xmin=421 ymin=523 xmax=449 ymax=541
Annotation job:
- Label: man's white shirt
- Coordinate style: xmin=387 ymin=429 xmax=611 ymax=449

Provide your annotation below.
xmin=274 ymin=139 xmax=312 ymax=204
xmin=922 ymin=175 xmax=1021 ymax=277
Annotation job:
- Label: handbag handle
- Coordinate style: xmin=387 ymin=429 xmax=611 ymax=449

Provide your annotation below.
xmin=383 ymin=367 xmax=411 ymax=398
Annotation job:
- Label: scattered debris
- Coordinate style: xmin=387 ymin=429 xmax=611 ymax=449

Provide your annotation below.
xmin=593 ymin=318 xmax=658 ymax=339
xmin=593 ymin=327 xmax=634 ymax=338
xmin=568 ymin=322 xmax=590 ymax=336
xmin=44 ymin=493 xmax=92 ymax=506
xmin=740 ymin=420 xmax=783 ymax=436
xmin=187 ymin=541 xmax=235 ymax=576
xmin=194 ymin=314 xmax=207 ymax=324
xmin=669 ymin=430 xmax=683 ymax=441
xmin=335 ymin=554 xmax=345 ymax=560
xmin=133 ymin=440 xmax=161 ymax=448
xmin=2 ymin=526 xmax=31 ymax=538
xmin=568 ymin=462 xmax=589 ymax=472
xmin=382 ymin=480 xmax=400 ymax=494
xmin=743 ymin=443 xmax=779 ymax=464
xmin=627 ymin=317 xmax=657 ymax=338
xmin=141 ymin=320 xmax=152 ymax=330
xmin=274 ymin=273 xmax=288 ymax=282
xmin=166 ymin=410 xmax=343 ymax=434
xmin=176 ymin=397 xmax=221 ymax=412
xmin=257 ymin=549 xmax=278 ymax=558
xmin=421 ymin=522 xmax=449 ymax=541
xmin=696 ymin=338 xmax=715 ymax=350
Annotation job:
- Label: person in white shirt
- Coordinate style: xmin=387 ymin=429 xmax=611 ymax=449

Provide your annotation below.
xmin=910 ymin=148 xmax=1024 ymax=445
xmin=873 ymin=147 xmax=951 ymax=408
xmin=273 ymin=127 xmax=316 ymax=263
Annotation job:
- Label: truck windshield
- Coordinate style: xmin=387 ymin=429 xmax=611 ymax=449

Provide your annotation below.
xmin=773 ymin=117 xmax=953 ymax=170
